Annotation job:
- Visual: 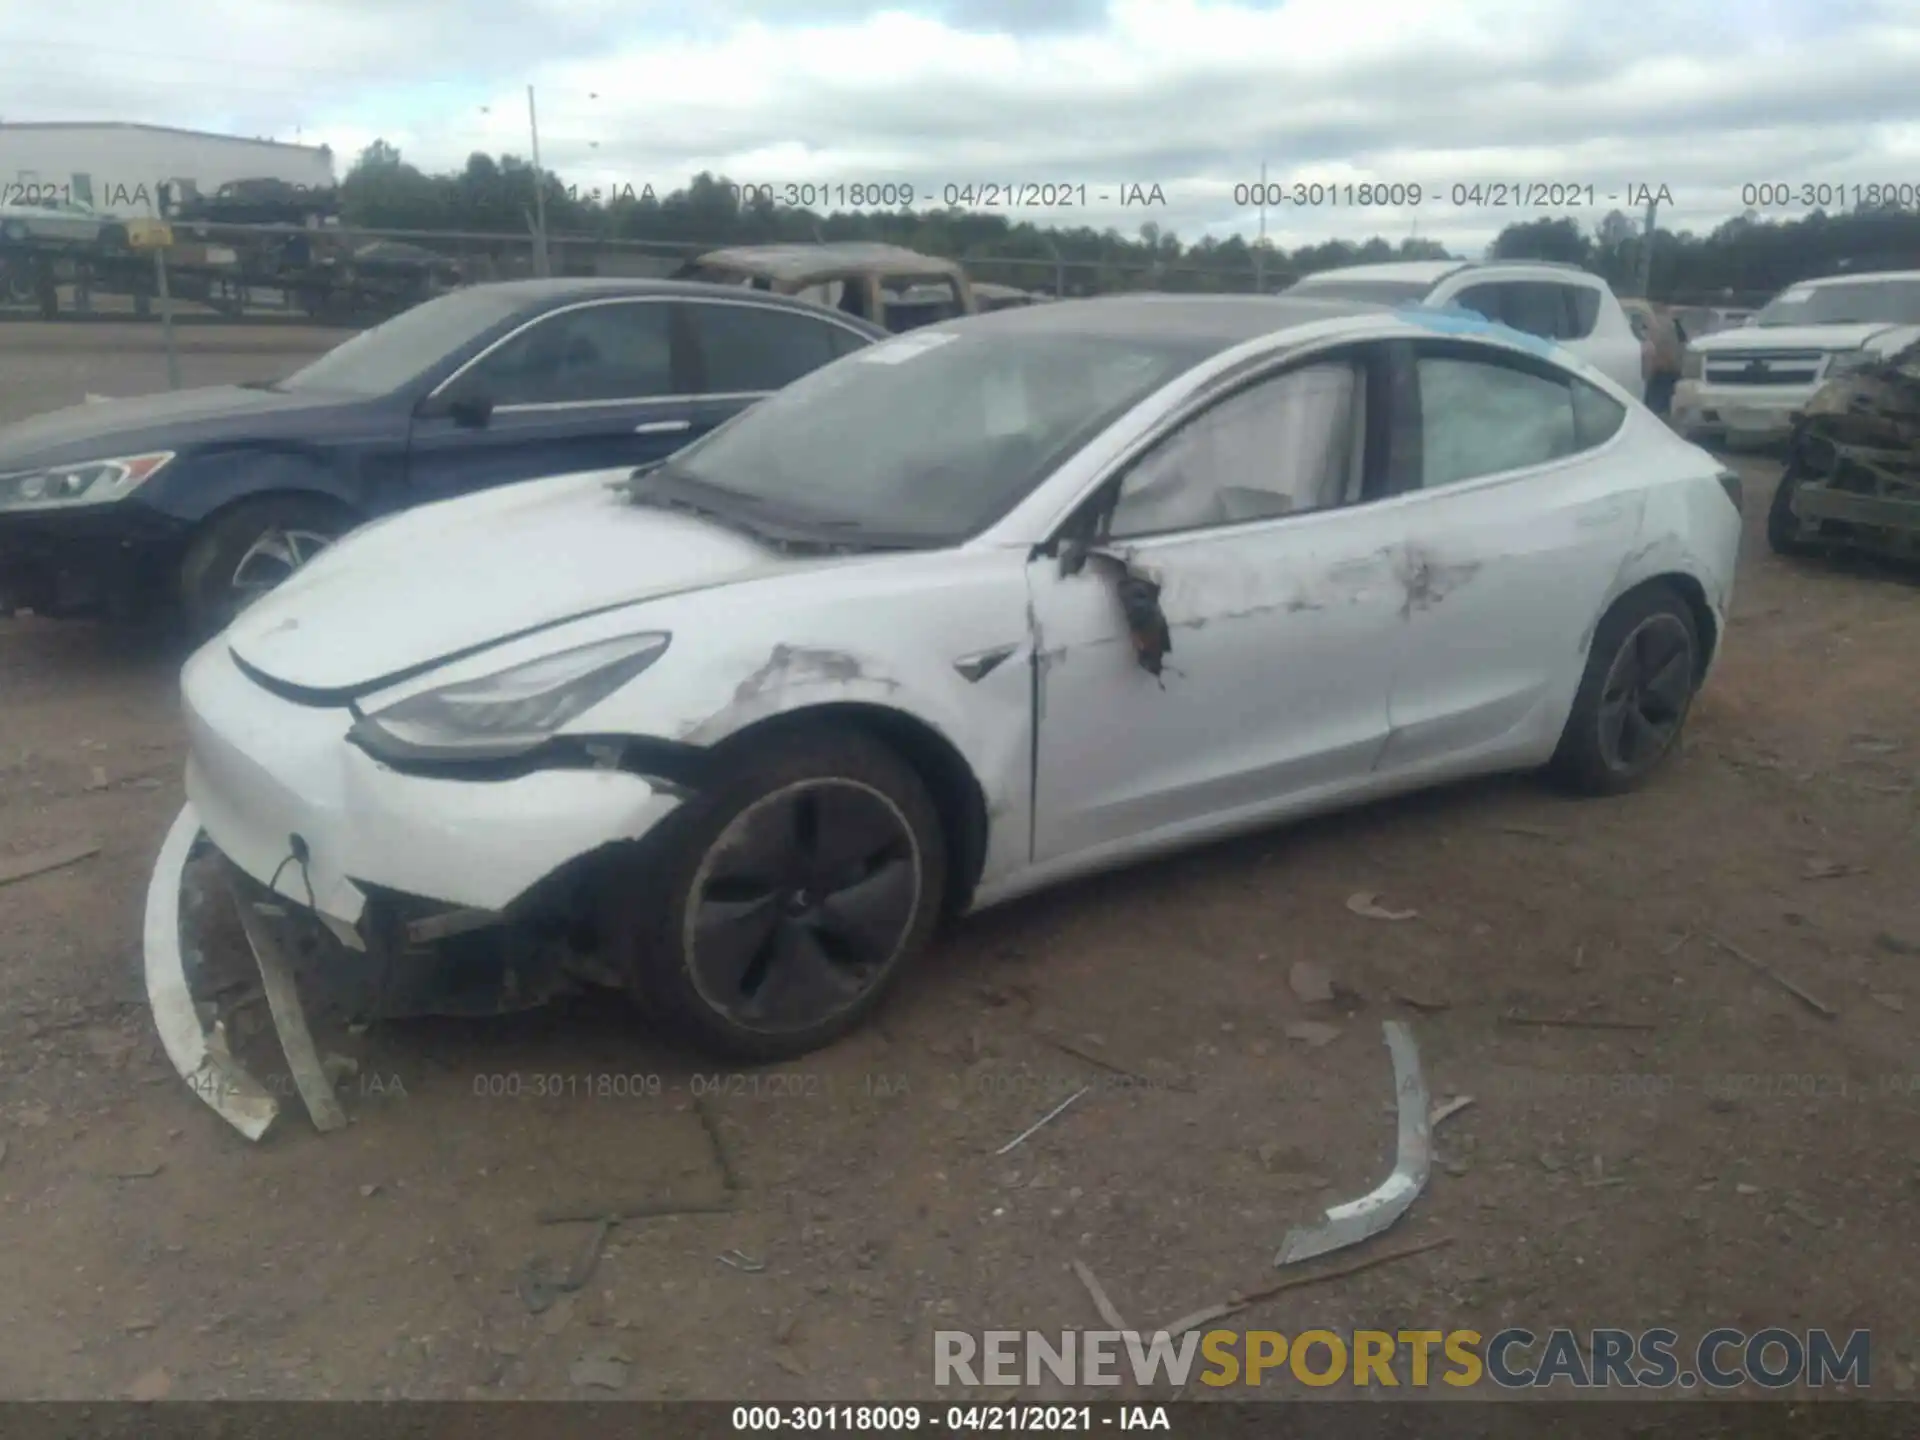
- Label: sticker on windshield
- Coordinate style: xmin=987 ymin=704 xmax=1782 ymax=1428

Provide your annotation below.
xmin=1776 ymin=286 xmax=1814 ymax=303
xmin=860 ymin=331 xmax=958 ymax=365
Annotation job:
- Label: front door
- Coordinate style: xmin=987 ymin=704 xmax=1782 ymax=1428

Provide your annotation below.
xmin=1026 ymin=349 xmax=1409 ymax=866
xmin=1375 ymin=341 xmax=1645 ymax=772
xmin=406 ymin=297 xmax=699 ymax=502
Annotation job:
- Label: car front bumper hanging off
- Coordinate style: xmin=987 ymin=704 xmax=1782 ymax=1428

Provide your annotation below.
xmin=144 ymin=802 xmax=347 ymax=1142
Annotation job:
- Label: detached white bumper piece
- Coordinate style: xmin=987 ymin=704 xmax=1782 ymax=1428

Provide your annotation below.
xmin=1273 ymin=1020 xmax=1432 ymax=1266
xmin=144 ymin=802 xmax=282 ymax=1141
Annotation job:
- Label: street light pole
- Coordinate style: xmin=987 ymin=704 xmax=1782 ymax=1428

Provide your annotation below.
xmin=527 ymin=84 xmax=550 ymax=278
xmin=1254 ymin=158 xmax=1268 ymax=293
xmin=1635 ymin=196 xmax=1659 ymax=299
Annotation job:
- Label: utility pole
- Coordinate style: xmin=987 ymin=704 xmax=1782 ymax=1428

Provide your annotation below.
xmin=1635 ymin=195 xmax=1659 ymax=298
xmin=1253 ymin=158 xmax=1268 ymax=293
xmin=527 ymin=84 xmax=550 ymax=278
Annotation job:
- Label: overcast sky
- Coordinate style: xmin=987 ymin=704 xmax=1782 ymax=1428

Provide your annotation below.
xmin=4 ymin=0 xmax=1919 ymax=254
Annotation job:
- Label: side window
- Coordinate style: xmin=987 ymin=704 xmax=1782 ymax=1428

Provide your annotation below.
xmin=826 ymin=324 xmax=871 ymax=359
xmin=1452 ymin=283 xmax=1506 ymax=324
xmin=1415 ymin=354 xmax=1598 ymax=488
xmin=687 ymin=303 xmax=840 ymax=393
xmin=1563 ymin=285 xmax=1600 ymax=338
xmin=1106 ymin=361 xmax=1365 ymax=539
xmin=1501 ymin=282 xmax=1571 ymax=340
xmin=1571 ymin=380 xmax=1627 ymax=448
xmin=460 ymin=302 xmax=673 ymax=405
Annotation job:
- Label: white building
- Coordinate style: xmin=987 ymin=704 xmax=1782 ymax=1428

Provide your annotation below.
xmin=0 ymin=122 xmax=335 ymax=216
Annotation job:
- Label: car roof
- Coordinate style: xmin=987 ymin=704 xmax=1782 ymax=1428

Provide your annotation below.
xmin=1292 ymin=260 xmax=1471 ymax=286
xmin=456 ymin=277 xmax=888 ymax=331
xmin=950 ymin=292 xmax=1391 ymax=345
xmin=1294 ymin=258 xmax=1602 ymax=287
xmin=690 ymin=243 xmax=964 ymax=284
xmin=1795 ymin=270 xmax=1920 ymax=288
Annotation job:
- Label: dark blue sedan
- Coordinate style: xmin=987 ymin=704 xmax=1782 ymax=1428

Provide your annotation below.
xmin=0 ymin=279 xmax=885 ymax=633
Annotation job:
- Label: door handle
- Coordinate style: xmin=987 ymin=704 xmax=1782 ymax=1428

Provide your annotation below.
xmin=633 ymin=419 xmax=692 ymax=436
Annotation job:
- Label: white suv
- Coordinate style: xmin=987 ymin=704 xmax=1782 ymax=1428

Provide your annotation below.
xmin=1673 ymin=271 xmax=1920 ymax=446
xmin=1284 ymin=260 xmax=1644 ymax=396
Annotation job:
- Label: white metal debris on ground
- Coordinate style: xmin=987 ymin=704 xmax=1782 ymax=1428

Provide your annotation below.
xmin=1273 ymin=1020 xmax=1432 ymax=1267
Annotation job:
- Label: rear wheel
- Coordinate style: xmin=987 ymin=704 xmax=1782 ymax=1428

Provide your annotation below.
xmin=178 ymin=494 xmax=352 ymax=638
xmin=1549 ymin=584 xmax=1700 ymax=795
xmin=613 ymin=728 xmax=946 ymax=1062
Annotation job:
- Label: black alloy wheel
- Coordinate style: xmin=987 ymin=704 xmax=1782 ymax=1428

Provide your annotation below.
xmin=686 ymin=778 xmax=920 ymax=1032
xmin=1594 ymin=613 xmax=1694 ymax=777
xmin=1549 ymin=584 xmax=1701 ymax=795
xmin=616 ymin=728 xmax=947 ymax=1061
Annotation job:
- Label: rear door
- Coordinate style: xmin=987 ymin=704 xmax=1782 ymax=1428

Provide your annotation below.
xmin=405 ymin=297 xmax=696 ymax=501
xmin=1375 ymin=340 xmax=1643 ymax=774
xmin=678 ymin=298 xmax=873 ymax=436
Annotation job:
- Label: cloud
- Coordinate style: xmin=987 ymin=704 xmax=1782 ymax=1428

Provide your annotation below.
xmin=2 ymin=0 xmax=1917 ymax=254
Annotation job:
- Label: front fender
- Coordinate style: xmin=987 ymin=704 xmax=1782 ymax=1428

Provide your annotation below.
xmin=140 ymin=445 xmax=365 ymax=525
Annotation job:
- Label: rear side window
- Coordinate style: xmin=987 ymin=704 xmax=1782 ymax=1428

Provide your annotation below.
xmin=1500 ymin=283 xmax=1570 ymax=339
xmin=1564 ymin=285 xmax=1600 ymax=338
xmin=1414 ymin=352 xmax=1624 ymax=487
xmin=1571 ymin=380 xmax=1627 ymax=448
xmin=685 ymin=302 xmax=844 ymax=393
xmin=1451 ymin=281 xmax=1601 ymax=341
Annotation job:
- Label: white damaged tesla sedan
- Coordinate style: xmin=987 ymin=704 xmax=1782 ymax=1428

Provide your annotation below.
xmin=147 ymin=294 xmax=1744 ymax=1137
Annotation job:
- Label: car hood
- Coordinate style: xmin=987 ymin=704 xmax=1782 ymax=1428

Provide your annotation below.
xmin=0 ymin=385 xmax=363 ymax=470
xmin=1690 ymin=322 xmax=1917 ymax=355
xmin=225 ymin=469 xmax=842 ymax=697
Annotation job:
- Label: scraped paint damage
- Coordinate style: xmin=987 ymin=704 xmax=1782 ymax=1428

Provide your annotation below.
xmin=1394 ymin=550 xmax=1482 ymax=619
xmin=731 ymin=643 xmax=897 ymax=706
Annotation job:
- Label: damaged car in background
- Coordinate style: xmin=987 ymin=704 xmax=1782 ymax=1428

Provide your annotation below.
xmin=146 ymin=294 xmax=1743 ymax=1139
xmin=1769 ymin=331 xmax=1920 ymax=563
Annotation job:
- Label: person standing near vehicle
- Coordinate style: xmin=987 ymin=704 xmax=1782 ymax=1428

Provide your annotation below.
xmin=1629 ymin=302 xmax=1685 ymax=416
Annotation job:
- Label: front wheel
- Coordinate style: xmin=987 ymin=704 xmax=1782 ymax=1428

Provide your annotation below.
xmin=1549 ymin=584 xmax=1701 ymax=796
xmin=1766 ymin=461 xmax=1823 ymax=557
xmin=177 ymin=494 xmax=351 ymax=638
xmin=613 ymin=728 xmax=947 ymax=1062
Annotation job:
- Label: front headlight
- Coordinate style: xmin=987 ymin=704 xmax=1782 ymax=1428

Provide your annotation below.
xmin=349 ymin=632 xmax=671 ymax=762
xmin=1824 ymin=348 xmax=1875 ymax=377
xmin=1681 ymin=351 xmax=1704 ymax=380
xmin=0 ymin=451 xmax=174 ymax=511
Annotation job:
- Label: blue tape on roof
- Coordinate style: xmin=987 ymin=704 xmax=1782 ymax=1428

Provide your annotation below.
xmin=1393 ymin=303 xmax=1561 ymax=358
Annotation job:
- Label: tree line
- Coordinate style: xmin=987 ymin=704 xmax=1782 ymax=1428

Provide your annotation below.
xmin=340 ymin=141 xmax=1920 ymax=304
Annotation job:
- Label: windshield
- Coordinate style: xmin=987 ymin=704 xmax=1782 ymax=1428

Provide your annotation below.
xmin=660 ymin=326 xmax=1211 ymax=543
xmin=1286 ymin=277 xmax=1433 ymax=305
xmin=1755 ymin=279 xmax=1920 ymax=327
xmin=277 ymin=287 xmax=526 ymax=395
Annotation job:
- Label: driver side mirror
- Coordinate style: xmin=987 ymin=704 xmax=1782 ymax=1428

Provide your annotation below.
xmin=449 ymin=396 xmax=494 ymax=429
xmin=418 ymin=393 xmax=493 ymax=428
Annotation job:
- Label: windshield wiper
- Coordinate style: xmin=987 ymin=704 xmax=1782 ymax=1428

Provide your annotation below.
xmin=618 ymin=465 xmax=931 ymax=552
xmin=239 ymin=379 xmax=283 ymax=392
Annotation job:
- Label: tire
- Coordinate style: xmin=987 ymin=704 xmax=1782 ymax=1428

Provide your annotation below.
xmin=1766 ymin=462 xmax=1823 ymax=558
xmin=613 ymin=727 xmax=947 ymax=1063
xmin=177 ymin=493 xmax=352 ymax=638
xmin=1548 ymin=584 xmax=1701 ymax=796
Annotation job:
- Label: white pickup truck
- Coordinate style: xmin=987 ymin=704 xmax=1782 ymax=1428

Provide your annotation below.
xmin=1673 ymin=271 xmax=1920 ymax=446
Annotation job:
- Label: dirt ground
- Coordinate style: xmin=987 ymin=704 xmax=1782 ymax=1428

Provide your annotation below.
xmin=0 ymin=324 xmax=1916 ymax=1404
